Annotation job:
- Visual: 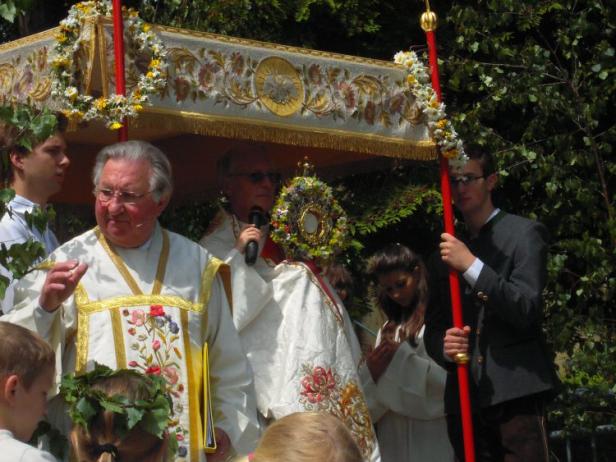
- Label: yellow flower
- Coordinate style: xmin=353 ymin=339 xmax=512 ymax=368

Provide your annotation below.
xmin=51 ymin=57 xmax=69 ymax=68
xmin=94 ymin=97 xmax=107 ymax=111
xmin=76 ymin=4 xmax=91 ymax=14
xmin=132 ymin=104 xmax=143 ymax=112
xmin=63 ymin=109 xmax=83 ymax=121
xmin=109 ymin=121 xmax=123 ymax=130
xmin=436 ymin=119 xmax=448 ymax=129
xmin=442 ymin=149 xmax=459 ymax=159
xmin=406 ymin=74 xmax=417 ymax=86
xmin=55 ymin=33 xmax=68 ymax=43
xmin=143 ymin=24 xmax=152 ymax=32
xmin=149 ymin=59 xmax=160 ymax=68
xmin=146 ymin=71 xmax=154 ymax=79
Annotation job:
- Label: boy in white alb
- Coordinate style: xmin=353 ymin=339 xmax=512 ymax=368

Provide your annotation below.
xmin=0 ymin=321 xmax=57 ymax=462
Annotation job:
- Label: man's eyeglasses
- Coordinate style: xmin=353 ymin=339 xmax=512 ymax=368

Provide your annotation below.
xmin=228 ymin=171 xmax=281 ymax=184
xmin=95 ymin=188 xmax=151 ymax=205
xmin=450 ymin=175 xmax=485 ymax=186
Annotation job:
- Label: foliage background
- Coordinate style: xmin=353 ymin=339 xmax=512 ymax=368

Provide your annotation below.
xmin=1 ymin=0 xmax=615 ymax=456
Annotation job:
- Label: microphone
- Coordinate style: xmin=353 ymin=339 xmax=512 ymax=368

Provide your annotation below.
xmin=245 ymin=206 xmax=266 ymax=266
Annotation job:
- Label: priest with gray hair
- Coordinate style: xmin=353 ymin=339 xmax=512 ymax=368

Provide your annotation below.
xmin=3 ymin=140 xmax=260 ymax=462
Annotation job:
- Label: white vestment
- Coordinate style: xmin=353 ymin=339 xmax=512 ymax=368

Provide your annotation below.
xmin=3 ymin=224 xmax=260 ymax=461
xmin=360 ymin=325 xmax=454 ymax=462
xmin=200 ymin=211 xmax=380 ymax=462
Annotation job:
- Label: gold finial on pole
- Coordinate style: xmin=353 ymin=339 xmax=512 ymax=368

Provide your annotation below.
xmin=420 ymin=0 xmax=438 ymax=32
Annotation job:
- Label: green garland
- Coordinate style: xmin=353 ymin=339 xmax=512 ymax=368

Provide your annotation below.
xmin=0 ymin=104 xmax=59 ymax=153
xmin=271 ymin=162 xmax=351 ymax=264
xmin=60 ymin=363 xmax=176 ymax=449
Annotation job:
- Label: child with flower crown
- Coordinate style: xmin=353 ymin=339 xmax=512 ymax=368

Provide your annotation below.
xmin=0 ymin=321 xmax=57 ymax=462
xmin=64 ymin=365 xmax=173 ymax=462
xmin=359 ymin=244 xmax=454 ymax=462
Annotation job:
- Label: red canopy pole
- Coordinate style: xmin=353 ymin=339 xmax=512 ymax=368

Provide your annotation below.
xmin=420 ymin=4 xmax=476 ymax=461
xmin=112 ymin=0 xmax=128 ymax=141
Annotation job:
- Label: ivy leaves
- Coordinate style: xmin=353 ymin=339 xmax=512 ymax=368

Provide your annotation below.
xmin=0 ymin=104 xmax=59 ymax=152
xmin=60 ymin=364 xmax=174 ymax=440
xmin=0 ymin=195 xmax=54 ymax=299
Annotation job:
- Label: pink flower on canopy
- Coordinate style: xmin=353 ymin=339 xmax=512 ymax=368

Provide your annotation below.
xmin=128 ymin=360 xmax=138 ymax=367
xmin=364 ymin=101 xmax=376 ymax=125
xmin=162 ymin=366 xmax=179 ymax=385
xmin=308 ymin=64 xmax=322 ymax=85
xmin=174 ymin=77 xmax=190 ymax=102
xmin=152 ymin=339 xmax=161 ymax=351
xmin=231 ymin=52 xmax=244 ymax=76
xmin=336 ymin=82 xmax=356 ymax=109
xmin=130 ymin=310 xmax=146 ymax=326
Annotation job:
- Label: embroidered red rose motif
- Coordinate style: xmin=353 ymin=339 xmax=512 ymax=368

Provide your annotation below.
xmin=150 ymin=305 xmax=165 ymax=317
xmin=300 ymin=366 xmax=336 ymax=404
xmin=145 ymin=365 xmax=161 ymax=375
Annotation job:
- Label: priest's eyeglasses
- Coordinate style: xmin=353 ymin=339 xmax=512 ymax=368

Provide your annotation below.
xmin=450 ymin=175 xmax=485 ymax=187
xmin=95 ymin=188 xmax=151 ymax=205
xmin=228 ymin=171 xmax=282 ymax=184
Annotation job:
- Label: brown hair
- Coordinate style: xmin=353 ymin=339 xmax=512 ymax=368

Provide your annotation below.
xmin=0 ymin=321 xmax=55 ymax=389
xmin=0 ymin=111 xmax=68 ymax=185
xmin=467 ymin=148 xmax=496 ymax=176
xmin=324 ymin=263 xmax=354 ymax=301
xmin=70 ymin=371 xmax=169 ymax=462
xmin=366 ymin=243 xmax=429 ymax=346
xmin=252 ymin=412 xmax=363 ymax=462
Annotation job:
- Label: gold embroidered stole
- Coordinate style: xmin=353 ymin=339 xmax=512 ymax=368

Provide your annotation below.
xmin=72 ymin=227 xmax=226 ymax=459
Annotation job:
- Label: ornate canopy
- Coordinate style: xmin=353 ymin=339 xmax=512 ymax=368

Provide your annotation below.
xmin=0 ymin=18 xmax=437 ymax=204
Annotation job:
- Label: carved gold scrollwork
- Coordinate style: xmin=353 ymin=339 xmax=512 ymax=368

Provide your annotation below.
xmin=0 ymin=63 xmax=14 ymax=94
xmin=29 ymin=79 xmax=52 ymax=101
xmin=255 ymin=56 xmax=304 ymax=117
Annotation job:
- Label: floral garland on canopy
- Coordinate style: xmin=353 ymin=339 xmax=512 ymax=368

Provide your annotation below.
xmin=394 ymin=50 xmax=467 ymax=172
xmin=50 ymin=0 xmax=167 ymax=129
xmin=271 ymin=162 xmax=351 ymax=265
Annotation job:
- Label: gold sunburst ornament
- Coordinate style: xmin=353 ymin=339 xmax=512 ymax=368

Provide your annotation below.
xmin=255 ymin=57 xmax=304 ymax=117
xmin=50 ymin=0 xmax=167 ymax=129
xmin=271 ymin=161 xmax=351 ymax=264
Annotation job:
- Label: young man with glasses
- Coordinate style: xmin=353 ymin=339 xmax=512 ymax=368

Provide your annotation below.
xmin=0 ymin=112 xmax=69 ymax=314
xmin=201 ymin=145 xmax=380 ymax=461
xmin=424 ymin=150 xmax=559 ymax=461
xmin=3 ymin=140 xmax=260 ymax=462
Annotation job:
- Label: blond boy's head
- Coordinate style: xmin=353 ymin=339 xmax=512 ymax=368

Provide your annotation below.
xmin=0 ymin=322 xmax=55 ymax=442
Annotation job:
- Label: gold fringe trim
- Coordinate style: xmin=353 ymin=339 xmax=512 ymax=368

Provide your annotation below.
xmin=136 ymin=108 xmax=437 ymax=161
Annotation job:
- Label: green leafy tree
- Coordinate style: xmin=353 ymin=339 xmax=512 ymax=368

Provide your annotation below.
xmin=435 ymin=0 xmax=615 ymax=437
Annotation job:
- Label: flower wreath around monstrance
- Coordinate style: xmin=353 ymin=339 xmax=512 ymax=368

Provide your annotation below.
xmin=50 ymin=0 xmax=167 ymax=129
xmin=271 ymin=165 xmax=351 ymax=264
